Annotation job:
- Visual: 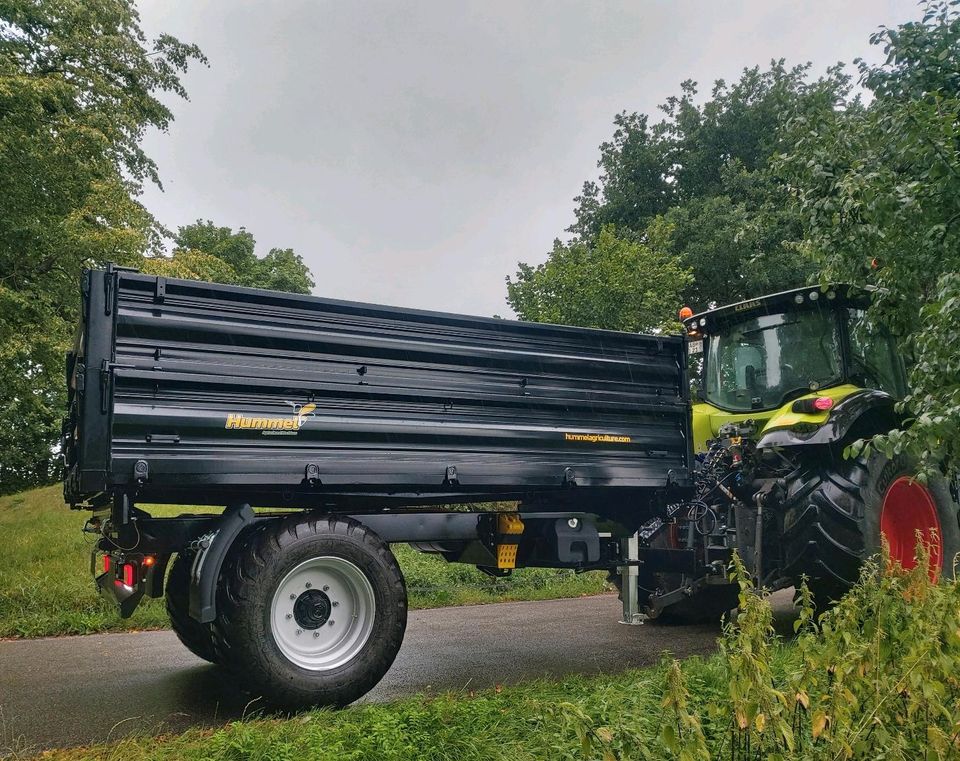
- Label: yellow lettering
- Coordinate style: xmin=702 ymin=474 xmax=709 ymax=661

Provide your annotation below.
xmin=564 ymin=432 xmax=631 ymax=444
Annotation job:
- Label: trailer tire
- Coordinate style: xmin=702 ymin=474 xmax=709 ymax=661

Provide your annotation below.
xmin=781 ymin=450 xmax=960 ymax=606
xmin=212 ymin=515 xmax=407 ymax=710
xmin=166 ymin=551 xmax=219 ymax=664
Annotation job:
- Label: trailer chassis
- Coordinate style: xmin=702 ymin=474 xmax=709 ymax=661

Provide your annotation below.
xmin=86 ymin=496 xmax=716 ymax=632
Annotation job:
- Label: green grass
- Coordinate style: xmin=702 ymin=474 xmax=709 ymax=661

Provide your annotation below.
xmin=31 ymin=652 xmax=762 ymax=761
xmin=0 ymin=486 xmax=609 ymax=639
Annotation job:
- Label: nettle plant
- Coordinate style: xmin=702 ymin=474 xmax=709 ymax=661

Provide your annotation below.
xmin=564 ymin=546 xmax=960 ymax=761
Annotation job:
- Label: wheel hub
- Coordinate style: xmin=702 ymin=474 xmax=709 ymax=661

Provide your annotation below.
xmin=269 ymin=555 xmax=377 ymax=671
xmin=880 ymin=476 xmax=942 ymax=579
xmin=293 ymin=589 xmax=331 ymax=629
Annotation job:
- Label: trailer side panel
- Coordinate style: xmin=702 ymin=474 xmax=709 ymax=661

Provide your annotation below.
xmin=66 ymin=269 xmax=691 ymax=509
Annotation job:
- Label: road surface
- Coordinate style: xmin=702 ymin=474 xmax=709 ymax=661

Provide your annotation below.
xmin=0 ymin=592 xmax=797 ymax=755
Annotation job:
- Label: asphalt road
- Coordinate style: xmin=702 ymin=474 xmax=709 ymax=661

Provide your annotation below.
xmin=0 ymin=592 xmax=797 ymax=755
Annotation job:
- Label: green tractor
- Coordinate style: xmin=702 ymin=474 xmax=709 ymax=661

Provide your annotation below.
xmin=628 ymin=284 xmax=960 ymax=621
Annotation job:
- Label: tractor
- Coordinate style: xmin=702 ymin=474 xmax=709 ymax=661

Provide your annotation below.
xmin=623 ymin=283 xmax=960 ymax=621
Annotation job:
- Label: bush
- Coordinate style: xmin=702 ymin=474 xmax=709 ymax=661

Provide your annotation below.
xmin=567 ymin=545 xmax=960 ymax=760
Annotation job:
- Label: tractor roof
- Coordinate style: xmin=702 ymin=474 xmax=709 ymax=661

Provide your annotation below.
xmin=682 ymin=284 xmax=872 ymax=335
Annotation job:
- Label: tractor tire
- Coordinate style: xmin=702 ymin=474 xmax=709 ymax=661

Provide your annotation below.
xmin=781 ymin=450 xmax=960 ymax=607
xmin=166 ymin=550 xmax=219 ymax=664
xmin=211 ymin=515 xmax=407 ymax=710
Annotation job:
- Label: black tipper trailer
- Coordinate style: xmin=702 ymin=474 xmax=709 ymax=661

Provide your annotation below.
xmin=63 ymin=266 xmax=702 ymax=708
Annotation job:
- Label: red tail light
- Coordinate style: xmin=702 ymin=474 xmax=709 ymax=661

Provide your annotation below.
xmin=122 ymin=562 xmax=136 ymax=587
xmin=792 ymin=396 xmax=836 ymax=414
xmin=103 ymin=555 xmax=111 ymax=574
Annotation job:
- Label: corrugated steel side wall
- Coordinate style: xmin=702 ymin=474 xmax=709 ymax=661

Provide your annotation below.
xmin=83 ymin=271 xmax=691 ymax=508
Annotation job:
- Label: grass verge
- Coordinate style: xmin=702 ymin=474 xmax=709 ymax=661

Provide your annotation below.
xmin=0 ymin=486 xmax=609 ymax=639
xmin=28 ymin=655 xmax=746 ymax=761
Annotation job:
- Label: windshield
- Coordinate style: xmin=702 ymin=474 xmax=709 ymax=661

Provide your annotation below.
xmin=705 ymin=309 xmax=842 ymax=411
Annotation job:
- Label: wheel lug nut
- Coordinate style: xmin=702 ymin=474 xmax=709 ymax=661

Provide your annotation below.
xmin=328 ymin=620 xmax=335 ymax=626
xmin=332 ymin=601 xmax=339 ymax=607
xmin=295 ymin=629 xmax=302 ymax=635
xmin=322 ymin=585 xmax=330 ymax=592
xmin=289 ymin=594 xmax=296 ymax=600
xmin=305 ymin=582 xmax=312 ymax=588
xmin=313 ymin=631 xmax=320 ymax=638
xmin=285 ymin=613 xmax=292 ymax=620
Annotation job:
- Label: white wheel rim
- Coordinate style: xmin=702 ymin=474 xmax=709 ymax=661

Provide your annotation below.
xmin=269 ymin=556 xmax=376 ymax=671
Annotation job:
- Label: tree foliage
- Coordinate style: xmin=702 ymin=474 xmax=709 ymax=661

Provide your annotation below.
xmin=506 ymin=223 xmax=691 ymax=332
xmin=143 ymin=220 xmax=315 ymax=294
xmin=0 ymin=0 xmax=206 ymax=494
xmin=518 ymin=63 xmax=850 ymax=321
xmin=778 ymin=0 xmax=960 ymax=475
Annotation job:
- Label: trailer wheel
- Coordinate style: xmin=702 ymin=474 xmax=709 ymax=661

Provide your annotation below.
xmin=782 ymin=450 xmax=960 ymax=605
xmin=166 ymin=550 xmax=219 ymax=664
xmin=212 ymin=515 xmax=407 ymax=709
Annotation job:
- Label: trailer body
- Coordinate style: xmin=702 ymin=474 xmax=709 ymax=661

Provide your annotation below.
xmin=65 ymin=267 xmax=691 ymax=511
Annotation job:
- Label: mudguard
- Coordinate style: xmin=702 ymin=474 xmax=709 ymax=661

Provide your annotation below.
xmin=189 ymin=503 xmax=256 ymax=623
xmin=757 ymin=389 xmax=897 ymax=449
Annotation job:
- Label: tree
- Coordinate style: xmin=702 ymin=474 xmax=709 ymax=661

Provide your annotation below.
xmin=506 ymin=223 xmax=692 ymax=333
xmin=524 ymin=63 xmax=850 ymax=319
xmin=143 ymin=220 xmax=315 ymax=294
xmin=661 ymin=162 xmax=815 ymax=309
xmin=568 ymin=112 xmax=674 ymax=241
xmin=0 ymin=0 xmax=205 ymax=494
xmin=173 ymin=220 xmax=257 ymax=278
xmin=777 ymin=0 xmax=960 ymax=474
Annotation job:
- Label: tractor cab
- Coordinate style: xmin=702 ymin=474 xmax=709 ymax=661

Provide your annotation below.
xmin=682 ymin=285 xmax=906 ymax=452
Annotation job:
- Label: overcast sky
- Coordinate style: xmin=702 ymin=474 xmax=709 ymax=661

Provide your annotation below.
xmin=137 ymin=0 xmax=916 ymax=318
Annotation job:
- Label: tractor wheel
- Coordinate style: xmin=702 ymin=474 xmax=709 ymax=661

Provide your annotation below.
xmin=211 ymin=515 xmax=407 ymax=710
xmin=781 ymin=450 xmax=960 ymax=607
xmin=166 ymin=550 xmax=219 ymax=664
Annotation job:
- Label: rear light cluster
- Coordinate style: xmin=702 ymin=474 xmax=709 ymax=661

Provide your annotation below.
xmin=792 ymin=396 xmax=835 ymax=414
xmin=101 ymin=555 xmax=155 ymax=587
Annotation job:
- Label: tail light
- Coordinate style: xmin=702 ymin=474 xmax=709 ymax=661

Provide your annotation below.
xmin=121 ymin=562 xmax=136 ymax=587
xmin=792 ymin=396 xmax=835 ymax=414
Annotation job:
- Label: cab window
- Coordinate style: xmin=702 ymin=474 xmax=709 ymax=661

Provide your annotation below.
xmin=705 ymin=309 xmax=842 ymax=411
xmin=846 ymin=309 xmax=906 ymax=398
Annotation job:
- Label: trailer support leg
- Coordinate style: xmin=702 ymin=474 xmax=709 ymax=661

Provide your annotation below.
xmin=619 ymin=533 xmax=644 ymax=625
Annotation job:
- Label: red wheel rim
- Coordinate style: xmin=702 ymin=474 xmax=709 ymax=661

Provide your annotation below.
xmin=879 ymin=476 xmax=942 ymax=579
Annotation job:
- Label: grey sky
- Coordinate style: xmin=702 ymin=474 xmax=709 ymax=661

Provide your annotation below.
xmin=137 ymin=0 xmax=916 ymax=318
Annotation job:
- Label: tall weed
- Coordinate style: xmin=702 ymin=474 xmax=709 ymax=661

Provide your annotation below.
xmin=571 ymin=545 xmax=960 ymax=760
